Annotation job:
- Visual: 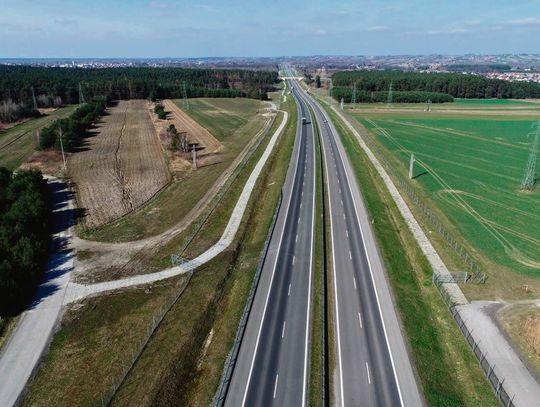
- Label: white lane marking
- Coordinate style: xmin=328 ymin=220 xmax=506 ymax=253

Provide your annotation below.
xmin=349 ymin=250 xmax=352 ymax=260
xmin=288 ymin=283 xmax=291 ymax=296
xmin=273 ymin=374 xmax=279 ymax=398
xmin=358 ymin=312 xmax=363 ymax=329
xmin=292 ymin=256 xmax=295 ymax=265
xmin=330 ymin=111 xmax=405 ymax=406
xmin=343 ymin=214 xmax=346 ymax=220
xmin=317 ymin=100 xmax=345 ymax=407
xmin=346 ymin=229 xmax=349 ymax=238
xmin=353 ymin=277 xmax=357 ymax=289
xmin=300 ymin=203 xmax=302 ymax=209
xmin=366 ymin=362 xmax=371 ymax=384
xmin=341 ymin=199 xmax=343 ymax=206
xmin=282 ymin=321 xmax=286 ymax=338
xmin=296 ymin=234 xmax=298 ymax=243
xmin=298 ymin=218 xmax=300 ymax=224
xmin=241 ymin=98 xmax=302 ymax=407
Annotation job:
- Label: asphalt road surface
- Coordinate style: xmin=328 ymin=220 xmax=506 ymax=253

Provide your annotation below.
xmin=224 ymin=81 xmax=316 ymax=407
xmin=294 ymin=81 xmax=423 ymax=407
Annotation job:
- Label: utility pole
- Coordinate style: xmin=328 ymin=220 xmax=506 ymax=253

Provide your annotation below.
xmin=31 ymin=86 xmax=38 ymax=110
xmin=340 ymin=98 xmax=344 ymax=110
xmin=521 ymin=119 xmax=539 ymax=191
xmin=79 ymin=83 xmax=85 ymax=105
xmin=59 ymin=127 xmax=67 ymax=173
xmin=409 ymin=153 xmax=415 ymax=179
xmin=191 ymin=144 xmax=197 ymax=169
xmin=182 ymin=81 xmax=189 ymax=110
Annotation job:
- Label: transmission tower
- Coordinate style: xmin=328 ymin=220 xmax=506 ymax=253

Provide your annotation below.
xmin=387 ymin=81 xmax=393 ymax=108
xmin=182 ymin=81 xmax=189 ymax=110
xmin=351 ymin=82 xmax=357 ymax=109
xmin=78 ymin=83 xmax=85 ymax=105
xmin=521 ymin=119 xmax=540 ymax=191
xmin=31 ymin=86 xmax=38 ymax=110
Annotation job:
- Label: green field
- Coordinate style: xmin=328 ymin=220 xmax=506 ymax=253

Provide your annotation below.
xmin=354 ymin=103 xmax=540 ymax=282
xmin=0 ymin=106 xmax=76 ymax=170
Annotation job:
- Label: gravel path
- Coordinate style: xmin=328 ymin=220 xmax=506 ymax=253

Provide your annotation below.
xmin=63 ymin=110 xmax=288 ymax=304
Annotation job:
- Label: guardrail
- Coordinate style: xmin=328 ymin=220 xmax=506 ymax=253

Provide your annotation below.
xmin=213 ymin=191 xmax=283 ymax=406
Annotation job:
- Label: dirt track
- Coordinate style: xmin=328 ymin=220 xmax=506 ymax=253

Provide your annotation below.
xmin=69 ymin=100 xmax=170 ymax=227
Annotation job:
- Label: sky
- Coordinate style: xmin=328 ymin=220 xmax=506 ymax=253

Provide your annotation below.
xmin=1 ymin=0 xmax=540 ymax=58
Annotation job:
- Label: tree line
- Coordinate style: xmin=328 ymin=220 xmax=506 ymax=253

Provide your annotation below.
xmin=0 ymin=168 xmax=51 ymax=317
xmin=39 ymin=97 xmax=108 ymax=151
xmin=331 ymin=70 xmax=540 ymax=100
xmin=331 ymin=88 xmax=454 ymax=103
xmin=0 ymin=66 xmax=279 ymax=112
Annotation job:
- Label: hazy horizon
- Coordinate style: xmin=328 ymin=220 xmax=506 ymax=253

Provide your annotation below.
xmin=1 ymin=0 xmax=540 ymax=58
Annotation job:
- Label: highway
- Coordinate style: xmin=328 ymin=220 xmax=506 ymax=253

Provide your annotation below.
xmin=224 ymin=80 xmax=316 ymax=406
xmin=293 ymin=78 xmax=423 ymax=406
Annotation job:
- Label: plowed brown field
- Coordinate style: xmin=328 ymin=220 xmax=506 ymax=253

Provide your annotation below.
xmin=70 ymin=100 xmax=170 ymax=228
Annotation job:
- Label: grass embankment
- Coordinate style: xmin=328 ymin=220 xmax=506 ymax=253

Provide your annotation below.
xmin=23 ymin=94 xmax=297 ymax=406
xmin=325 ymin=106 xmax=497 ymax=406
xmin=0 ymin=106 xmax=76 ymax=169
xmin=81 ymin=97 xmax=269 ymax=242
xmin=353 ymin=108 xmax=540 ymax=299
xmin=498 ymin=306 xmax=540 ymax=378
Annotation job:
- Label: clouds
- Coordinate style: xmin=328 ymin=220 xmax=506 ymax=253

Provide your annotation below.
xmin=0 ymin=0 xmax=539 ymax=57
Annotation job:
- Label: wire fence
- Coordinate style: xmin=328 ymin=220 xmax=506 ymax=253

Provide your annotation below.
xmin=433 ymin=277 xmax=516 ymax=407
xmin=100 ymin=264 xmax=198 ymax=406
xmin=172 ymin=114 xmax=277 ymax=262
xmin=100 ymin=103 xmax=278 ymax=406
xmin=348 ymin=116 xmax=487 ymax=284
xmin=213 ymin=191 xmax=283 ymax=406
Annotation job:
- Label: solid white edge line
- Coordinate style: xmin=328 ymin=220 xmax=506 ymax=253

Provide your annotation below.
xmin=282 ymin=321 xmax=286 ymax=338
xmin=358 ymin=312 xmax=363 ymax=329
xmin=366 ymin=362 xmax=371 ymax=384
xmin=321 ymin=101 xmax=405 ymax=406
xmin=353 ymin=277 xmax=357 ymax=289
xmin=273 ymin=374 xmax=279 ymax=398
xmin=240 ymin=80 xmax=301 ymax=407
xmin=308 ymin=90 xmax=346 ymax=407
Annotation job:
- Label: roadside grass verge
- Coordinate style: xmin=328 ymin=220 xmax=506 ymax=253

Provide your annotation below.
xmin=326 ymin=106 xmax=497 ymax=406
xmin=0 ymin=106 xmax=77 ymax=170
xmin=79 ymin=97 xmax=270 ymax=242
xmin=22 ymin=95 xmax=296 ymax=406
xmin=22 ymin=277 xmax=186 ymax=407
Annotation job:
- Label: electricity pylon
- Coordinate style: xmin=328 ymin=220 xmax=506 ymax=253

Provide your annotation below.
xmin=387 ymin=81 xmax=393 ymax=108
xmin=182 ymin=81 xmax=189 ymax=110
xmin=521 ymin=119 xmax=539 ymax=191
xmin=79 ymin=83 xmax=85 ymax=105
xmin=31 ymin=86 xmax=38 ymax=110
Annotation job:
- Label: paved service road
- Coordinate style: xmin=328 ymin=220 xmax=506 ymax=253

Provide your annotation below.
xmin=224 ymin=80 xmax=316 ymax=407
xmin=293 ymin=79 xmax=423 ymax=406
xmin=0 ymin=177 xmax=75 ymax=407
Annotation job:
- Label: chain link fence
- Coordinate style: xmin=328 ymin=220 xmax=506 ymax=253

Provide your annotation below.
xmin=348 ymin=116 xmax=486 ymax=284
xmin=433 ymin=276 xmax=516 ymax=406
